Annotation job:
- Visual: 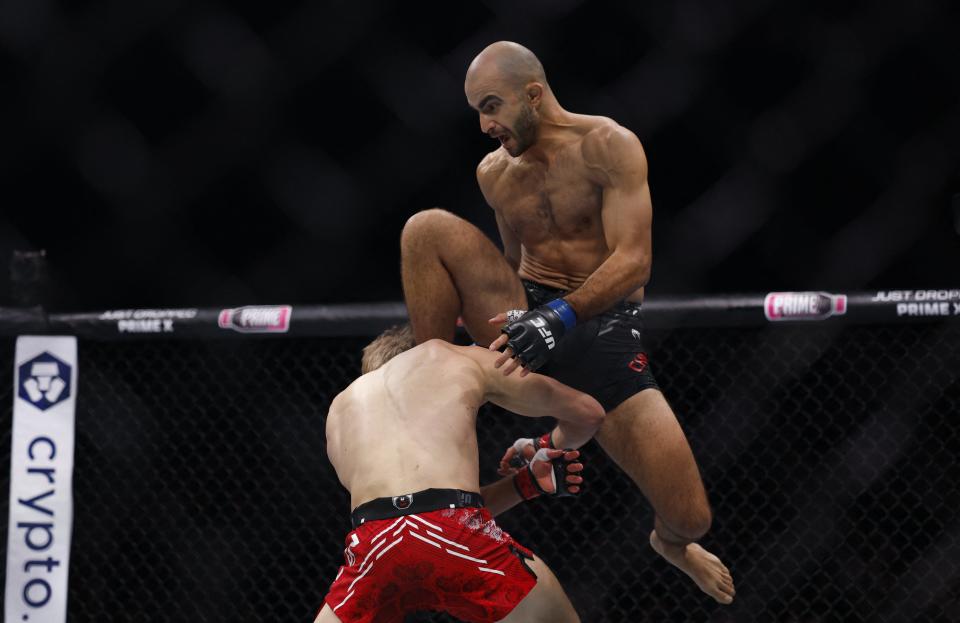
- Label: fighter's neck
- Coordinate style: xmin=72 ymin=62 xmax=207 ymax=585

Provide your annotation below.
xmin=521 ymin=107 xmax=580 ymax=163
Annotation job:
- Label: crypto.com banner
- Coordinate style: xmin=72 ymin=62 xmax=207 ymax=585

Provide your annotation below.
xmin=5 ymin=337 xmax=77 ymax=623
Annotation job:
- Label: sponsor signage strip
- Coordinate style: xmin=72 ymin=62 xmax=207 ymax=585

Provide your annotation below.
xmin=764 ymin=292 xmax=848 ymax=322
xmin=98 ymin=308 xmax=199 ymax=335
xmin=0 ymin=293 xmax=957 ymax=337
xmin=218 ymin=306 xmax=292 ymax=334
xmin=5 ymin=336 xmax=77 ymax=623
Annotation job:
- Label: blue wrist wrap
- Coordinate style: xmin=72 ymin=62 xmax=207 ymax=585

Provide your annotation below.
xmin=546 ymin=299 xmax=577 ymax=330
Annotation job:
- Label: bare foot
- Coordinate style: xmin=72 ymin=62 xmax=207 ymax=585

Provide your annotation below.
xmin=649 ymin=530 xmax=736 ymax=604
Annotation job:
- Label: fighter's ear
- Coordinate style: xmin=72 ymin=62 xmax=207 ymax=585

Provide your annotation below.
xmin=525 ymin=83 xmax=544 ymax=107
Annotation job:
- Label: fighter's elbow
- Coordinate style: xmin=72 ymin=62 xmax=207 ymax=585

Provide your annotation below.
xmin=635 ymin=261 xmax=651 ymax=288
xmin=625 ymin=253 xmax=651 ymax=289
xmin=578 ymin=394 xmax=605 ymax=429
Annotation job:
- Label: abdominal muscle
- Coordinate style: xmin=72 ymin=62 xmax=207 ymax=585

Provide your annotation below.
xmin=518 ymin=243 xmax=645 ymax=304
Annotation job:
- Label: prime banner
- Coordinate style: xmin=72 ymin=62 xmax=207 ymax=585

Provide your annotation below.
xmin=4 ymin=336 xmax=77 ymax=623
xmin=17 ymin=291 xmax=956 ymax=338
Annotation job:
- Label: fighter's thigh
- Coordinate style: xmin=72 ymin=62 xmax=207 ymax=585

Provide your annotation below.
xmin=497 ymin=555 xmax=580 ymax=623
xmin=403 ymin=209 xmax=525 ymax=343
xmin=313 ymin=604 xmax=343 ymax=623
xmin=595 ymin=389 xmax=709 ymax=525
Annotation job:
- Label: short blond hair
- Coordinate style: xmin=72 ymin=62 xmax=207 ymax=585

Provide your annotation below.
xmin=361 ymin=324 xmax=416 ymax=373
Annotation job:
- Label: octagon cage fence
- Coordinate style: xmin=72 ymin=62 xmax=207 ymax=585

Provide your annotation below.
xmin=1 ymin=289 xmax=959 ymax=622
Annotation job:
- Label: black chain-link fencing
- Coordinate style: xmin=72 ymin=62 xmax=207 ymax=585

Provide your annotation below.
xmin=1 ymin=323 xmax=959 ymax=622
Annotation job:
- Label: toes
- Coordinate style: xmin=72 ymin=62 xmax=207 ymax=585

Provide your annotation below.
xmin=713 ymin=584 xmax=734 ymax=604
xmin=718 ymin=581 xmax=736 ymax=601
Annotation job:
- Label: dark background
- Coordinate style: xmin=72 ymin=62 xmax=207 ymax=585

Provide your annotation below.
xmin=1 ymin=0 xmax=958 ymax=311
xmin=1 ymin=3 xmax=960 ymax=621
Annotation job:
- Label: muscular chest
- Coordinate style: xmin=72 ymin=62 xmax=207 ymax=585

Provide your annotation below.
xmin=493 ymin=158 xmax=602 ymax=241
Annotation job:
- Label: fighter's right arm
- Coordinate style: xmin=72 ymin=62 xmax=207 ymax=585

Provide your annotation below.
xmin=477 ymin=158 xmax=521 ymax=271
xmin=462 ymin=346 xmax=603 ymax=449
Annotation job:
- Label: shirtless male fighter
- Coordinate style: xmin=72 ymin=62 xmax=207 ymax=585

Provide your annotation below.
xmin=400 ymin=41 xmax=735 ymax=604
xmin=315 ymin=325 xmax=604 ymax=622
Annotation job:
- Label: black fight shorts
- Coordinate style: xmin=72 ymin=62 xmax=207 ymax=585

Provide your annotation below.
xmin=522 ymin=279 xmax=659 ymax=412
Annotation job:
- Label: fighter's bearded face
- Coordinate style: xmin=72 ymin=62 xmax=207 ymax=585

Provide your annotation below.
xmin=467 ymin=85 xmax=539 ymax=157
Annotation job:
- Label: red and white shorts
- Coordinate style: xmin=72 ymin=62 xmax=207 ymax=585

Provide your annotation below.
xmin=322 ymin=507 xmax=538 ymax=622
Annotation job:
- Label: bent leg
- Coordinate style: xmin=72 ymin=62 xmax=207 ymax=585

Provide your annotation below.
xmin=401 ymin=208 xmax=526 ymax=345
xmin=596 ymin=389 xmax=711 ymax=540
xmin=595 ymin=389 xmax=735 ymax=604
xmin=497 ymin=555 xmax=580 ymax=623
xmin=313 ymin=604 xmax=342 ymax=623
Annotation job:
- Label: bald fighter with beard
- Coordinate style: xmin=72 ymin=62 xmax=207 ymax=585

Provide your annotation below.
xmin=401 ymin=41 xmax=735 ymax=605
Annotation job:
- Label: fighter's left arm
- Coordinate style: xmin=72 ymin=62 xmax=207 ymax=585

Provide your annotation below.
xmin=479 ymin=477 xmax=523 ymax=517
xmin=479 ymin=449 xmax=584 ymax=517
xmin=563 ymin=126 xmax=653 ymax=321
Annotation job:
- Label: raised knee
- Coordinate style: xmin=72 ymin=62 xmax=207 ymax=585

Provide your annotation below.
xmin=402 ymin=208 xmax=456 ymax=243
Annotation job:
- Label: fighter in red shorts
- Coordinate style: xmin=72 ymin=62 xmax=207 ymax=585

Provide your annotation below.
xmin=314 ymin=324 xmax=604 ymax=623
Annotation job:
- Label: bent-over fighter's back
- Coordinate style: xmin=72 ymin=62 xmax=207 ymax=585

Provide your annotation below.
xmin=326 ymin=338 xmax=601 ymax=510
xmin=315 ymin=326 xmax=603 ymax=622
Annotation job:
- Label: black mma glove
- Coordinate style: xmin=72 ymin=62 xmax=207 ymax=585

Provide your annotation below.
xmin=501 ymin=299 xmax=578 ymax=371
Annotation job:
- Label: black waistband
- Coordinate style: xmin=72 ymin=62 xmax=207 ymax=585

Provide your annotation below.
xmin=350 ymin=488 xmax=484 ymax=529
xmin=521 ymin=278 xmax=643 ymax=312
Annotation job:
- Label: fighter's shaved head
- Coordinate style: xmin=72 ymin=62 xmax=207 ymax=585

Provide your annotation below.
xmin=466 ymin=41 xmax=549 ymax=93
xmin=465 ymin=41 xmax=556 ymax=156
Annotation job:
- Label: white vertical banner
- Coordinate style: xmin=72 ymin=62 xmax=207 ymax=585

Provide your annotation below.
xmin=5 ymin=336 xmax=77 ymax=623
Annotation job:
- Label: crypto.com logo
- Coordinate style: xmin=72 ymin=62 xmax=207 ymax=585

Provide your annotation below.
xmin=17 ymin=352 xmax=72 ymax=411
